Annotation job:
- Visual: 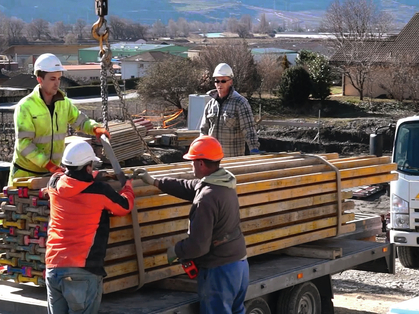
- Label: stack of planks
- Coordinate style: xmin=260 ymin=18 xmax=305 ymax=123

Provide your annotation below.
xmin=0 ymin=153 xmax=397 ymax=293
xmin=175 ymin=130 xmax=200 ymax=147
xmin=102 ymin=153 xmax=397 ymax=294
xmin=93 ymin=121 xmax=147 ymax=163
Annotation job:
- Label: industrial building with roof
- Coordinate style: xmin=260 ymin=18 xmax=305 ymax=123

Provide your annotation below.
xmin=78 ymin=42 xmax=189 ymax=64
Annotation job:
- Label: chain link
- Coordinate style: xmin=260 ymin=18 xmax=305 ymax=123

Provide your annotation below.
xmin=100 ymin=41 xmax=162 ymax=164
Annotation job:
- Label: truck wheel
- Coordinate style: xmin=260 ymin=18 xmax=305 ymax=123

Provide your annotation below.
xmin=276 ymin=282 xmax=321 ymax=314
xmin=398 ymin=246 xmax=419 ymax=268
xmin=245 ymin=298 xmax=271 ymax=314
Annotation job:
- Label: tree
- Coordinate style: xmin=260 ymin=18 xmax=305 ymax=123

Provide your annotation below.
xmin=278 ymin=66 xmax=312 ymax=106
xmin=256 ymin=54 xmax=284 ymax=96
xmin=177 ymin=18 xmax=190 ymax=37
xmin=240 ymin=15 xmax=252 ymax=33
xmin=125 ymin=23 xmax=148 ymax=40
xmin=137 ymin=57 xmax=201 ymax=118
xmin=64 ymin=33 xmax=78 ymax=45
xmin=51 ymin=21 xmax=67 ymax=39
xmin=109 ymin=15 xmax=126 ymax=40
xmin=168 ymin=19 xmax=178 ymax=38
xmin=226 ymin=17 xmax=239 ymax=34
xmin=74 ymin=19 xmax=87 ymax=39
xmin=151 ymin=20 xmax=166 ymax=38
xmin=26 ymin=18 xmax=50 ymax=40
xmin=378 ymin=54 xmax=419 ymax=102
xmin=258 ymin=13 xmax=270 ymax=34
xmin=281 ymin=55 xmax=291 ymax=70
xmin=297 ymin=50 xmax=333 ymax=100
xmin=322 ymin=0 xmax=393 ymax=100
xmin=5 ymin=17 xmax=25 ymax=44
xmin=195 ymin=40 xmax=260 ymax=97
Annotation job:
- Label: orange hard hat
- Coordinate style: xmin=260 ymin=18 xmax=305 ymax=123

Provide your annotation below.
xmin=183 ymin=135 xmax=224 ymax=161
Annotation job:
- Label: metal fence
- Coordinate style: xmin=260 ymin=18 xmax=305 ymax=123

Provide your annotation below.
xmin=0 ymin=111 xmax=14 ymax=162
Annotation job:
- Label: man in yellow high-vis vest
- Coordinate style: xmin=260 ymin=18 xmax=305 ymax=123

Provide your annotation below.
xmin=8 ymin=53 xmax=110 ymax=186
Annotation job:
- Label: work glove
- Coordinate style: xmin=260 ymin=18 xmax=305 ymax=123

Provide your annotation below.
xmin=167 ymin=246 xmax=178 ymax=265
xmin=45 ymin=161 xmax=64 ymax=173
xmin=250 ymin=148 xmax=265 ymax=155
xmin=137 ymin=169 xmax=156 ymax=186
xmin=93 ymin=126 xmax=111 ymax=140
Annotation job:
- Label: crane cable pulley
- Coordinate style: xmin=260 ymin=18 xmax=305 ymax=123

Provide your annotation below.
xmin=91 ymin=0 xmax=162 ymax=164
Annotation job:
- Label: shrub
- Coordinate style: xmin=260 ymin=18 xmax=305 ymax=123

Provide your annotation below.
xmin=277 ymin=66 xmax=311 ymax=107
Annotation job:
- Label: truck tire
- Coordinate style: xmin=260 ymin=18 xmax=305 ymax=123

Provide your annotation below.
xmin=276 ymin=282 xmax=321 ymax=314
xmin=398 ymin=246 xmax=419 ymax=268
xmin=245 ymin=298 xmax=271 ymax=314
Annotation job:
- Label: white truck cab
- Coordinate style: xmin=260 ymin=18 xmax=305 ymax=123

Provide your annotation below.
xmin=389 ymin=115 xmax=419 ymax=268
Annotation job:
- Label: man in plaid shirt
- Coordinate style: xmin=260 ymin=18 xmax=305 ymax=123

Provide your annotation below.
xmin=200 ymin=63 xmax=260 ymax=157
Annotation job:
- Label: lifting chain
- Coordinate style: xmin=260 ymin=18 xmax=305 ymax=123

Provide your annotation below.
xmin=91 ymin=0 xmax=162 ymax=164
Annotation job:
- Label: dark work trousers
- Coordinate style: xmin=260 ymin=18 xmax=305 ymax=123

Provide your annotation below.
xmin=197 ymin=259 xmax=249 ymax=314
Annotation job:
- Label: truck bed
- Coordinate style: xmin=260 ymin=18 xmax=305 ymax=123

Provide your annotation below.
xmin=0 ymin=238 xmax=394 ymax=314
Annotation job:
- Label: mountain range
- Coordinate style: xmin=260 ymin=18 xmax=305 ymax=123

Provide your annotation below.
xmin=0 ymin=0 xmax=417 ymax=29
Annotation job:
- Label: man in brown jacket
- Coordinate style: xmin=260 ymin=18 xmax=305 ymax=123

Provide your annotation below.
xmin=138 ymin=135 xmax=249 ymax=314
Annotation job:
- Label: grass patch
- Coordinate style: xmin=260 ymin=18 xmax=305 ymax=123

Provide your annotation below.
xmin=330 ymin=86 xmax=342 ymax=95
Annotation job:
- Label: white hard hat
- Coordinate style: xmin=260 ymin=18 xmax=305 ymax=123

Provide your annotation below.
xmin=212 ymin=63 xmax=234 ymax=78
xmin=34 ymin=53 xmax=67 ymax=76
xmin=62 ymin=140 xmax=100 ymax=167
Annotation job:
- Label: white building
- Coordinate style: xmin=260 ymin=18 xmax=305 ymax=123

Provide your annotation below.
xmin=63 ymin=64 xmax=121 ymax=81
xmin=119 ymin=51 xmax=176 ymax=79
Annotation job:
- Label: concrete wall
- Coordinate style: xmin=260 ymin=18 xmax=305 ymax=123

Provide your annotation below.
xmin=343 ymin=68 xmax=388 ymax=98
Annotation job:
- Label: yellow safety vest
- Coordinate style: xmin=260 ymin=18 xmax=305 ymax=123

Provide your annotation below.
xmin=12 ymin=85 xmax=98 ymax=174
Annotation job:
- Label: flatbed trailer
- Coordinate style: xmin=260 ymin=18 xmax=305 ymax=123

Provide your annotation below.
xmin=0 ymin=237 xmax=395 ymax=314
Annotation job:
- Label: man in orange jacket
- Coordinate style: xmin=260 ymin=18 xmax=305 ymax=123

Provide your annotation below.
xmin=45 ymin=140 xmax=134 ymax=314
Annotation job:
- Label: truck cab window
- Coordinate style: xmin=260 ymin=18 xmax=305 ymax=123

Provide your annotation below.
xmin=394 ymin=123 xmax=419 ymax=174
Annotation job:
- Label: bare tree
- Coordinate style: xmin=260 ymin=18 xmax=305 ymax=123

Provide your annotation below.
xmin=257 ymin=13 xmax=270 ymax=34
xmin=177 ymin=18 xmax=190 ymax=37
xmin=0 ymin=15 xmax=8 ymax=52
xmin=257 ymin=54 xmax=284 ymax=95
xmin=226 ymin=17 xmax=239 ymax=33
xmin=379 ymin=54 xmax=419 ymax=102
xmin=51 ymin=21 xmax=67 ymax=39
xmin=74 ymin=19 xmax=87 ymax=39
xmin=167 ymin=19 xmax=178 ymax=38
xmin=323 ymin=0 xmax=392 ymax=49
xmin=323 ymin=0 xmax=393 ymax=100
xmin=5 ymin=17 xmax=25 ymax=43
xmin=137 ymin=56 xmax=201 ymax=118
xmin=109 ymin=15 xmax=127 ymax=40
xmin=64 ymin=33 xmax=78 ymax=45
xmin=240 ymin=15 xmax=252 ymax=33
xmin=151 ymin=20 xmax=166 ymax=38
xmin=195 ymin=40 xmax=260 ymax=97
xmin=26 ymin=18 xmax=50 ymax=40
xmin=126 ymin=23 xmax=148 ymax=40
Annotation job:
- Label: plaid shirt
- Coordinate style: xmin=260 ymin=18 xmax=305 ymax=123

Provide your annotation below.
xmin=200 ymin=87 xmax=259 ymax=157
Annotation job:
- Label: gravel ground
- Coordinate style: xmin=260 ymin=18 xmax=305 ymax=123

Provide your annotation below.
xmin=331 ymin=192 xmax=419 ymax=314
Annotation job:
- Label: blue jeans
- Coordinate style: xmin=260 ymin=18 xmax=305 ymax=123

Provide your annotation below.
xmin=46 ymin=268 xmax=103 ymax=314
xmin=198 ymin=259 xmax=249 ymax=314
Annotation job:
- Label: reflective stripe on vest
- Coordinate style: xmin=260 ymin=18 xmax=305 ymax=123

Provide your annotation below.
xmin=17 ymin=131 xmax=36 ymax=139
xmin=21 ymin=143 xmax=37 ymax=157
